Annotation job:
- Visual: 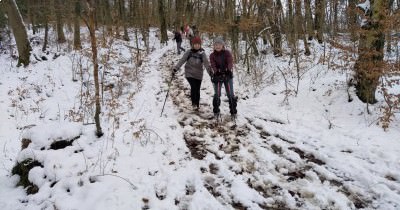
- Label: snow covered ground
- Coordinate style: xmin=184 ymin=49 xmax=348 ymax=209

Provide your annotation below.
xmin=0 ymin=29 xmax=399 ymax=210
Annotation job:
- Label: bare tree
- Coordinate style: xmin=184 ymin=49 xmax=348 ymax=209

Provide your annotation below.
xmin=315 ymin=0 xmax=326 ymax=43
xmin=3 ymin=0 xmax=31 ymax=66
xmin=120 ymin=0 xmax=130 ymax=41
xmin=304 ymin=0 xmax=314 ymax=40
xmin=158 ymin=0 xmax=168 ymax=44
xmin=74 ymin=0 xmax=82 ymax=50
xmin=294 ymin=0 xmax=310 ymax=56
xmin=84 ymin=0 xmax=103 ymax=137
xmin=175 ymin=0 xmax=184 ymax=28
xmin=55 ymin=0 xmax=66 ymax=43
xmin=272 ymin=0 xmax=283 ymax=57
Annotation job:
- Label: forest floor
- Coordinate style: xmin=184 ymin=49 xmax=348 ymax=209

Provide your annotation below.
xmin=0 ymin=30 xmax=399 ymax=210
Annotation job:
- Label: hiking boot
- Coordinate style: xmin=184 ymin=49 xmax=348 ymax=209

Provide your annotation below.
xmin=229 ymin=96 xmax=237 ymax=115
xmin=213 ymin=97 xmax=221 ymax=114
xmin=231 ymin=113 xmax=237 ymax=120
xmin=193 ymin=104 xmax=199 ymax=111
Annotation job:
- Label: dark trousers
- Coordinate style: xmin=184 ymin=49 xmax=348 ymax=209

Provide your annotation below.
xmin=186 ymin=77 xmax=202 ymax=107
xmin=176 ymin=41 xmax=184 ymax=54
xmin=212 ymin=78 xmax=237 ymax=114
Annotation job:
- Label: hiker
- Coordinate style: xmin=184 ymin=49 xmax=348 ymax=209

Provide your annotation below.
xmin=192 ymin=25 xmax=199 ymax=37
xmin=172 ymin=36 xmax=211 ymax=110
xmin=173 ymin=29 xmax=185 ymax=55
xmin=183 ymin=24 xmax=189 ymax=36
xmin=209 ymin=37 xmax=237 ymax=117
xmin=184 ymin=24 xmax=194 ymax=45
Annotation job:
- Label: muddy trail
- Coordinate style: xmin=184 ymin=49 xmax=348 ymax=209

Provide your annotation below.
xmin=156 ymin=50 xmax=380 ymax=210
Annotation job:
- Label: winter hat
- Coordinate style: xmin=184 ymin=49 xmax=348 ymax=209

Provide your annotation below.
xmin=213 ymin=37 xmax=225 ymax=46
xmin=192 ymin=36 xmax=202 ymax=45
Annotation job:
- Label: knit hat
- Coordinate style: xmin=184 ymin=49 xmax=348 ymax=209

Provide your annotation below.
xmin=213 ymin=37 xmax=225 ymax=46
xmin=192 ymin=36 xmax=202 ymax=45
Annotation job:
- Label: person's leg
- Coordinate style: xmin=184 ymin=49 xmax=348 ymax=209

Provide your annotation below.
xmin=224 ymin=78 xmax=237 ymax=115
xmin=224 ymin=78 xmax=234 ymax=97
xmin=186 ymin=77 xmax=196 ymax=106
xmin=213 ymin=81 xmax=222 ymax=114
xmin=192 ymin=79 xmax=202 ymax=107
xmin=177 ymin=41 xmax=182 ymax=54
xmin=179 ymin=41 xmax=185 ymax=52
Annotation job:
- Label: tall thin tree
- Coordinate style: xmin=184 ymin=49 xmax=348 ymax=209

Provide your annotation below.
xmin=315 ymin=0 xmax=326 ymax=43
xmin=55 ymin=0 xmax=66 ymax=43
xmin=74 ymin=0 xmax=82 ymax=50
xmin=158 ymin=0 xmax=168 ymax=44
xmin=85 ymin=0 xmax=103 ymax=137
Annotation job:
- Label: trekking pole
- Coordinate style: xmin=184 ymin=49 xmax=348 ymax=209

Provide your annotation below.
xmin=160 ymin=73 xmax=175 ymax=117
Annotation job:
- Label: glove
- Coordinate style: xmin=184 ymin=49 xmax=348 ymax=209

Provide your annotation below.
xmin=227 ymin=70 xmax=233 ymax=78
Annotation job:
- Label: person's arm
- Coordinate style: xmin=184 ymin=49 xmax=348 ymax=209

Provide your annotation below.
xmin=226 ymin=50 xmax=233 ymax=71
xmin=202 ymin=52 xmax=212 ymax=76
xmin=209 ymin=53 xmax=217 ymax=75
xmin=174 ymin=50 xmax=190 ymax=71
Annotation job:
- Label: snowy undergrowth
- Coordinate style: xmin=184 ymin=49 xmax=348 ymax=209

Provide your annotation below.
xmin=0 ymin=28 xmax=399 ymax=210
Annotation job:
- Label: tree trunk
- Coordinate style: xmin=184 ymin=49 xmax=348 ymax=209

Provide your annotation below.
xmin=348 ymin=0 xmax=358 ymax=42
xmin=4 ymin=0 xmax=31 ymax=67
xmin=175 ymin=0 xmax=184 ymax=28
xmin=354 ymin=0 xmax=388 ymax=104
xmin=331 ymin=0 xmax=339 ymax=37
xmin=119 ymin=0 xmax=129 ymax=41
xmin=230 ymin=16 xmax=240 ymax=61
xmin=158 ymin=0 xmax=168 ymax=44
xmin=315 ymin=0 xmax=325 ymax=43
xmin=104 ymin=0 xmax=112 ymax=34
xmin=272 ymin=0 xmax=282 ymax=57
xmin=73 ymin=0 xmax=82 ymax=50
xmin=304 ymin=0 xmax=313 ymax=40
xmin=27 ymin=0 xmax=37 ymax=34
xmin=139 ymin=0 xmax=150 ymax=53
xmin=42 ymin=18 xmax=49 ymax=52
xmin=86 ymin=0 xmax=103 ymax=137
xmin=287 ymin=0 xmax=295 ymax=48
xmin=295 ymin=0 xmax=310 ymax=56
xmin=55 ymin=0 xmax=66 ymax=43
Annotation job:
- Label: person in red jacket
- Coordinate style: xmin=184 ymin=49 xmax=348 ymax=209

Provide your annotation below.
xmin=209 ymin=37 xmax=237 ymax=118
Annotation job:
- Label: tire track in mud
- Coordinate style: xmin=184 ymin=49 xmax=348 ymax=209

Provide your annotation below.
xmin=157 ymin=50 xmax=374 ymax=209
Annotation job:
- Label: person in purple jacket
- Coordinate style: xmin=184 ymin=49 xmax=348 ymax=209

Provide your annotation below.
xmin=209 ymin=37 xmax=237 ymax=118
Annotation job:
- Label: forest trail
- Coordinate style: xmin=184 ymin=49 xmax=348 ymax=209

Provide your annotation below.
xmin=151 ymin=48 xmax=395 ymax=210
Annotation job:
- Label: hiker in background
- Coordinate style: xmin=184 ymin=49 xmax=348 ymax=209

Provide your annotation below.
xmin=192 ymin=25 xmax=199 ymax=37
xmin=172 ymin=36 xmax=211 ymax=111
xmin=173 ymin=29 xmax=185 ymax=55
xmin=184 ymin=24 xmax=194 ymax=45
xmin=209 ymin=37 xmax=237 ymax=117
xmin=183 ymin=24 xmax=190 ymax=37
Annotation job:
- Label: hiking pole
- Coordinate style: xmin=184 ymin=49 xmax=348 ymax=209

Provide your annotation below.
xmin=160 ymin=73 xmax=175 ymax=117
